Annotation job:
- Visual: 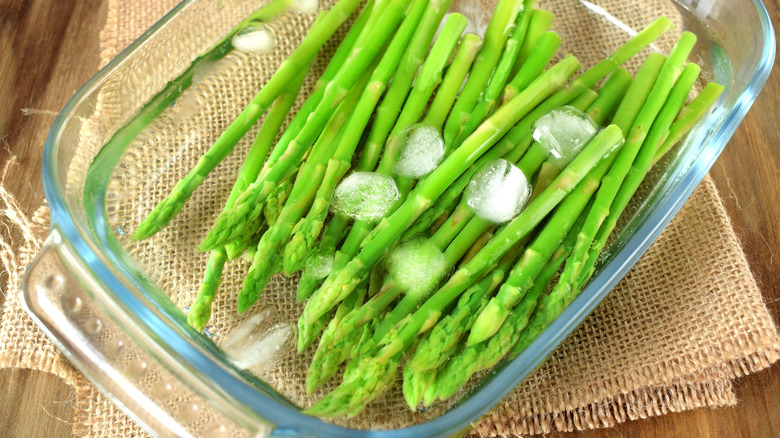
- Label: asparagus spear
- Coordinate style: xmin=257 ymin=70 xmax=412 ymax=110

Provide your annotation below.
xmin=515 ymin=9 xmax=554 ymax=68
xmin=198 ymin=0 xmax=414 ymax=252
xmin=402 ymin=247 xmax=521 ymax=407
xmin=526 ymin=70 xmax=630 ymax=201
xmin=426 ymin=86 xmax=602 ymax=256
xmin=248 ymin=0 xmax=376 ymax=186
xmin=236 ymin=61 xmax=378 ymax=310
xmin=302 ymin=55 xmax=581 ymax=324
xmin=572 ymin=81 xmax=724 ymax=290
xmin=420 ymin=34 xmax=483 ymax=130
xmin=501 ymin=31 xmax=561 ymax=104
xmin=442 ymin=0 xmax=525 ymax=145
xmin=289 ymin=0 xmax=462 ymax=284
xmin=449 ymin=10 xmax=533 ymax=147
xmin=299 ymin=20 xmax=466 ymax=348
xmin=133 ymin=0 xmax=364 ymax=239
xmin=652 ymin=82 xmax=725 ymax=165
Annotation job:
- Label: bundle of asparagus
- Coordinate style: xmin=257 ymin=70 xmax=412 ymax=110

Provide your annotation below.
xmin=131 ymin=0 xmax=723 ymax=418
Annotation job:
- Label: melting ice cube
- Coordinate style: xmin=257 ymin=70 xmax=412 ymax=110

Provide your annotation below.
xmin=392 ymin=124 xmax=445 ymax=179
xmin=465 ymin=158 xmax=531 ymax=224
xmin=221 ymin=309 xmax=293 ymax=373
xmin=331 ymin=172 xmax=400 ymax=223
xmin=532 ymin=106 xmax=599 ymax=167
xmin=386 ymin=238 xmax=448 ymax=294
xmin=292 ymin=0 xmax=319 ymax=14
xmin=304 ymin=251 xmax=334 ymax=280
xmin=232 ymin=27 xmax=275 ymax=53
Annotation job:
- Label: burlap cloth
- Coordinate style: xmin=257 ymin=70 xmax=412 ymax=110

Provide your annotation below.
xmin=2 ymin=0 xmax=779 ymax=436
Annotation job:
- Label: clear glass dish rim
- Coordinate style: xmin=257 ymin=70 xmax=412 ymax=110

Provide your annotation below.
xmin=39 ymin=1 xmax=776 ymax=436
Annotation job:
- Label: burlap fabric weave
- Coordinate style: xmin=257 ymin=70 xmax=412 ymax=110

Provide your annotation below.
xmin=1 ymin=0 xmax=779 ymax=436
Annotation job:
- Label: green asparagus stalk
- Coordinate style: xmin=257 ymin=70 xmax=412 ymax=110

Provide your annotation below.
xmin=420 ymin=34 xmax=483 ymax=130
xmin=493 ymin=17 xmax=672 ymax=173
xmin=407 ymin=79 xmax=620 ymax=340
xmin=527 ymin=70 xmax=631 ymax=200
xmin=428 ymin=85 xmax=602 ymax=256
xmin=302 ymin=56 xmax=581 ymax=324
xmin=251 ymin=0 xmax=376 ymax=185
xmin=90 ymin=1 xmax=299 ymax=231
xmin=263 ymin=180 xmax=293 ymax=225
xmin=186 ymin=66 xmax=310 ymax=331
xmin=515 ymin=9 xmax=554 ymax=68
xmin=652 ymin=82 xmax=725 ymax=165
xmin=466 ymin=132 xmax=624 ymax=345
xmin=379 ymin=78 xmax=623 ymax=354
xmin=502 ymin=31 xmax=561 ymax=104
xmin=236 ymin=61 xmax=380 ymax=312
xmin=198 ymin=0 xmax=414 ymax=252
xmin=402 ymin=245 xmax=523 ymax=407
xmin=133 ymin=0 xmax=364 ymax=240
xmin=443 ymin=0 xmax=525 ymax=145
xmin=217 ymin=4 xmax=377 ymax=262
xmin=316 ymin=34 xmax=481 ymax=258
xmin=379 ymin=125 xmax=623 ymax=354
xmin=283 ymin=12 xmax=467 ymax=275
xmin=297 ymin=2 xmax=467 ymax=345
xmin=304 ymin=350 xmax=403 ymax=418
xmin=450 ymin=11 xmax=533 ymax=147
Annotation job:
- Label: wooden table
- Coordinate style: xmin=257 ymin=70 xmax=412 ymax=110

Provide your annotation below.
xmin=1 ymin=1 xmax=778 ymax=436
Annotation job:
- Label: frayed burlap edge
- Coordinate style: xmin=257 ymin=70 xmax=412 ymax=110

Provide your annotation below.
xmin=473 ymin=379 xmax=737 ymax=437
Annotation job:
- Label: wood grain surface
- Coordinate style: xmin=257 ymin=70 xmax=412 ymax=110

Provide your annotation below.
xmin=0 ymin=0 xmax=778 ymax=436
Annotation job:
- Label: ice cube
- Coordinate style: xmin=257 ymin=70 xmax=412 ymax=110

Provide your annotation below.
xmin=386 ymin=238 xmax=448 ymax=294
xmin=304 ymin=251 xmax=334 ymax=280
xmin=465 ymin=158 xmax=531 ymax=224
xmin=392 ymin=124 xmax=445 ymax=178
xmin=532 ymin=106 xmax=599 ymax=167
xmin=292 ymin=0 xmax=319 ymax=14
xmin=221 ymin=309 xmax=293 ymax=372
xmin=232 ymin=27 xmax=275 ymax=53
xmin=331 ymin=172 xmax=400 ymax=223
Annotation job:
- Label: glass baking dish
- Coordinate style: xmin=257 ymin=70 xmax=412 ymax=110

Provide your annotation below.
xmin=20 ymin=0 xmax=775 ymax=436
